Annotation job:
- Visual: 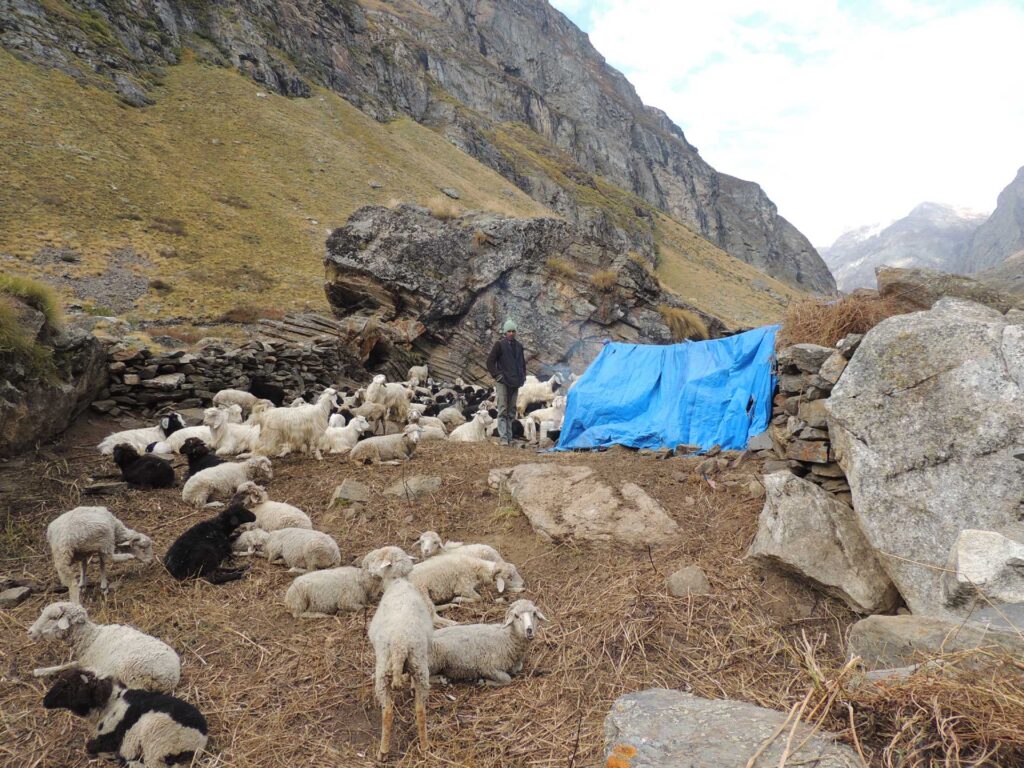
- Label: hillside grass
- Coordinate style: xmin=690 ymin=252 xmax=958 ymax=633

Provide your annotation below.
xmin=0 ymin=275 xmax=59 ymax=378
xmin=0 ymin=50 xmax=548 ymax=322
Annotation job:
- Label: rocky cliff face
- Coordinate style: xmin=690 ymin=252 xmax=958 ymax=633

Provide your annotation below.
xmin=821 ymin=203 xmax=987 ymax=292
xmin=324 ymin=205 xmax=723 ymax=381
xmin=965 ymin=166 xmax=1024 ymax=273
xmin=0 ymin=0 xmax=835 ymax=294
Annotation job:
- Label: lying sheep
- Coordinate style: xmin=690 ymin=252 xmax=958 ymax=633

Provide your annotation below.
xmin=349 ymin=424 xmax=422 ymax=465
xmin=179 ymin=437 xmax=225 ymax=478
xmin=415 ymin=531 xmax=524 ymax=592
xmin=231 ymin=528 xmax=269 ymax=556
xmin=163 ymin=503 xmax=255 ymax=583
xmin=284 ymin=562 xmax=383 ymax=618
xmin=29 ymin=602 xmax=181 ymax=692
xmin=232 ymin=482 xmax=312 ymax=531
xmin=213 ymin=388 xmax=259 ymax=415
xmin=322 ymin=413 xmax=371 ymax=454
xmin=204 ymin=406 xmax=260 ymax=455
xmin=255 ymin=528 xmax=341 ymax=573
xmin=366 ymin=546 xmax=433 ymax=759
xmin=180 ymin=456 xmax=272 ymax=507
xmin=47 ymin=506 xmax=154 ymax=604
xmin=410 ymin=553 xmax=517 ymax=606
xmin=429 ymin=599 xmax=548 ymax=687
xmin=448 ymin=410 xmax=494 ymax=443
xmin=42 ymin=669 xmax=207 ymax=768
xmin=112 ymin=444 xmax=175 ymax=489
xmin=146 ymin=405 xmax=241 ymax=456
xmin=436 ymin=401 xmax=467 ymax=430
xmin=98 ymin=413 xmax=186 ymax=455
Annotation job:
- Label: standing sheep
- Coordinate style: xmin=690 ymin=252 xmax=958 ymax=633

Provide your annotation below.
xmin=252 ymin=387 xmax=337 ymax=459
xmin=429 ymin=599 xmax=548 ymax=686
xmin=29 ymin=602 xmax=181 ymax=693
xmin=407 ymin=365 xmax=429 ymax=385
xmin=213 ymin=387 xmax=259 ymax=414
xmin=47 ymin=507 xmax=154 ymax=604
xmin=365 ymin=374 xmax=412 ymax=423
xmin=180 ymin=456 xmax=272 ymax=507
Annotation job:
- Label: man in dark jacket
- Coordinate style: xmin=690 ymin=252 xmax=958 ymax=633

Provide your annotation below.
xmin=486 ymin=318 xmax=527 ymax=446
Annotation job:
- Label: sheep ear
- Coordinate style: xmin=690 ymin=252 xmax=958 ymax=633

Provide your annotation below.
xmin=57 ymin=617 xmax=70 ymax=631
xmin=536 ymin=609 xmax=549 ymax=623
xmin=503 ymin=612 xmax=516 ymax=627
xmin=496 ymin=576 xmax=506 ymax=594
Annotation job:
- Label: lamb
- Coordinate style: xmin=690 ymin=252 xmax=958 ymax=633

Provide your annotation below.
xmin=365 ymin=546 xmax=433 ymax=759
xmin=516 ymin=373 xmax=563 ymax=416
xmin=42 ymin=669 xmax=207 ymax=768
xmin=410 ymin=553 xmax=517 ymax=606
xmin=253 ymin=527 xmax=341 ymax=573
xmin=407 ymin=364 xmax=429 ymax=385
xmin=284 ymin=558 xmax=384 ymax=618
xmin=349 ymin=424 xmax=422 ymax=465
xmin=179 ymin=437 xmax=225 ymax=478
xmin=447 ymin=409 xmax=494 ymax=442
xmin=365 ymin=374 xmax=412 ymax=423
xmin=232 ymin=482 xmax=312 ymax=531
xmin=322 ymin=413 xmax=371 ymax=454
xmin=162 ymin=502 xmax=255 ymax=583
xmin=213 ymin=387 xmax=259 ymax=414
xmin=97 ymin=413 xmax=186 ymax=455
xmin=112 ymin=444 xmax=175 ymax=489
xmin=47 ymin=506 xmax=154 ymax=604
xmin=525 ymin=395 xmax=567 ymax=441
xmin=429 ymin=599 xmax=547 ymax=687
xmin=252 ymin=387 xmax=337 ymax=459
xmin=29 ymin=602 xmax=181 ymax=692
xmin=180 ymin=455 xmax=272 ymax=507
xmin=204 ymin=406 xmax=260 ymax=455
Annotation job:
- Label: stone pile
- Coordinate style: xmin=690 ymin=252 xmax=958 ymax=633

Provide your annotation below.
xmin=766 ymin=336 xmax=861 ymax=504
xmin=91 ymin=339 xmax=363 ymax=418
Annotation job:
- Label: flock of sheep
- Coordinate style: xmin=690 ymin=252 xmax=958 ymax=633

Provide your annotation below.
xmin=28 ymin=366 xmax=566 ymax=764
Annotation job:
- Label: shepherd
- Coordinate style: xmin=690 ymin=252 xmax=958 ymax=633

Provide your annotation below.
xmin=486 ymin=317 xmax=527 ymax=446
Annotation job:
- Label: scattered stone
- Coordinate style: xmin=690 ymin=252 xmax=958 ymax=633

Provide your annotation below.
xmin=673 ymin=443 xmax=700 ymax=456
xmin=488 ymin=464 xmax=680 ymax=547
xmin=777 ymin=343 xmax=834 ymax=373
xmin=368 ymin=180 xmax=383 ymax=189
xmin=383 ymin=475 xmax=442 ymax=499
xmin=796 ymin=400 xmax=828 ymax=428
xmin=817 ymin=351 xmax=848 ymax=386
xmin=0 ymin=586 xmax=31 ymax=607
xmin=90 ymin=400 xmax=117 ymax=414
xmin=837 ymin=333 xmax=864 ymax=359
xmin=82 ymin=481 xmax=129 ymax=495
xmin=439 ymin=186 xmax=461 ymax=199
xmin=944 ymin=529 xmax=1024 ymax=608
xmin=748 ymin=472 xmax=898 ymax=613
xmin=877 ymin=265 xmax=1021 ymax=313
xmin=746 ymin=478 xmax=765 ymax=498
xmin=666 ymin=565 xmax=710 ymax=597
xmin=785 ymin=439 xmax=830 ymax=464
xmin=604 ymin=689 xmax=859 ymax=768
xmin=330 ymin=479 xmax=370 ymax=505
xmin=746 ymin=431 xmax=773 ymax=451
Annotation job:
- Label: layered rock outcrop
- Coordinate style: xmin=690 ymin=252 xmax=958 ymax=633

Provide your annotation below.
xmin=0 ymin=0 xmax=835 ymax=293
xmin=966 ymin=166 xmax=1024 ymax=273
xmin=324 ymin=205 xmax=722 ymax=381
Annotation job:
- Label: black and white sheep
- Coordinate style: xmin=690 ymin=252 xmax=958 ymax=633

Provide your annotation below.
xmin=179 ymin=437 xmax=225 ymax=478
xmin=97 ymin=413 xmax=186 ymax=455
xmin=112 ymin=444 xmax=175 ymax=489
xmin=162 ymin=503 xmax=255 ymax=583
xmin=42 ymin=669 xmax=207 ymax=768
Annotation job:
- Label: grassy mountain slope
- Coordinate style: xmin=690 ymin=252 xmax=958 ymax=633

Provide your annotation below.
xmin=0 ymin=49 xmax=799 ymax=329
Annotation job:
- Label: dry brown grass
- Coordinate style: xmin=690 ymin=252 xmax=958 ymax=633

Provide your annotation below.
xmin=590 ymin=269 xmax=619 ymax=292
xmin=776 ymin=295 xmax=912 ymax=349
xmin=424 ymin=195 xmax=462 ymax=221
xmin=658 ymin=305 xmax=710 ymax=341
xmin=218 ymin=305 xmax=286 ymax=324
xmin=546 ymin=257 xmax=577 ymax=279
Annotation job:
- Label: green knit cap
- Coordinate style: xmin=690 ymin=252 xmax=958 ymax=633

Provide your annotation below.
xmin=502 ymin=318 xmax=517 ymax=332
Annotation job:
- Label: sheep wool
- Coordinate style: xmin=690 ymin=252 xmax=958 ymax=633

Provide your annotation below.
xmin=284 ymin=566 xmax=382 ymax=617
xmin=180 ymin=456 xmax=272 ymax=507
xmin=410 ymin=553 xmax=516 ymax=605
xmin=233 ymin=482 xmax=312 ymax=531
xmin=262 ymin=528 xmax=341 ymax=572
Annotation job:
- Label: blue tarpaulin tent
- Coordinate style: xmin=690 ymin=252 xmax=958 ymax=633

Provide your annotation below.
xmin=554 ymin=325 xmax=778 ymax=452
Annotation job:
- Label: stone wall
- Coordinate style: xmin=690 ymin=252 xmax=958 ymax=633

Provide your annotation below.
xmin=91 ymin=338 xmax=365 ymax=418
xmin=766 ymin=336 xmax=863 ymax=504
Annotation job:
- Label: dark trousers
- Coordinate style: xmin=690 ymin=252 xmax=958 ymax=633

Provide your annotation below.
xmin=495 ymin=382 xmax=518 ymax=443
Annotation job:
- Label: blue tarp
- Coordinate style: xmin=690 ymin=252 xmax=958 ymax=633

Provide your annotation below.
xmin=554 ymin=325 xmax=779 ymax=452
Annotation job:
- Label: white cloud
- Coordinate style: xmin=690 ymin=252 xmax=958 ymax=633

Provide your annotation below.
xmin=550 ymin=0 xmax=1024 ymax=245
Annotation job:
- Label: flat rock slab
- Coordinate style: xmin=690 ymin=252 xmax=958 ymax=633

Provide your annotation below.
xmin=488 ymin=464 xmax=679 ymax=546
xmin=0 ymin=586 xmax=31 ymax=607
xmin=605 ymin=689 xmax=859 ymax=767
xmin=383 ymin=475 xmax=442 ymax=499
xmin=666 ymin=566 xmax=710 ymax=597
xmin=331 ymin=479 xmax=370 ymax=505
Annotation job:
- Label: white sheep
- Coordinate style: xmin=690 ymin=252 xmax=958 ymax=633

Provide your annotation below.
xmin=322 ymin=414 xmax=371 ymax=454
xmin=147 ymin=405 xmax=242 ymax=455
xmin=29 ymin=602 xmax=181 ymax=693
xmin=365 ymin=546 xmax=433 ymax=759
xmin=437 ymin=403 xmax=467 ymax=430
xmin=410 ymin=553 xmax=517 ymax=606
xmin=416 ymin=533 xmax=527 ymax=592
xmin=233 ymin=482 xmax=312 ymax=531
xmin=285 ymin=565 xmax=383 ymax=618
xmin=448 ymin=410 xmax=494 ymax=442
xmin=252 ymin=387 xmax=337 ymax=459
xmin=365 ymin=374 xmax=412 ymax=423
xmin=46 ymin=507 xmax=154 ymax=604
xmin=429 ymin=599 xmax=548 ymax=686
xmin=349 ymin=424 xmax=422 ymax=465
xmin=204 ymin=406 xmax=261 ymax=455
xmin=407 ymin=365 xmax=429 ymax=385
xmin=525 ymin=395 xmax=566 ymax=441
xmin=231 ymin=528 xmax=270 ymax=556
xmin=180 ymin=456 xmax=272 ymax=507
xmin=97 ymin=413 xmax=186 ymax=455
xmin=212 ymin=388 xmax=259 ymax=415
xmin=516 ymin=373 xmax=564 ymax=417
xmin=255 ymin=528 xmax=341 ymax=573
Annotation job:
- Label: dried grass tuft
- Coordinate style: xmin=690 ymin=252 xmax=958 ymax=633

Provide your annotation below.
xmin=546 ymin=257 xmax=577 ymax=279
xmin=425 ymin=195 xmax=461 ymax=221
xmin=658 ymin=304 xmax=710 ymax=341
xmin=776 ymin=295 xmax=911 ymax=349
xmin=590 ymin=269 xmax=619 ymax=292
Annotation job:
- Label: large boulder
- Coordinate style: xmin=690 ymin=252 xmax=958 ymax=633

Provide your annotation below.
xmin=324 ymin=205 xmax=723 ymax=382
xmin=487 ymin=464 xmax=679 ymax=547
xmin=748 ymin=472 xmax=898 ymax=613
xmin=943 ymin=529 xmax=1024 ymax=609
xmin=827 ymin=298 xmax=1024 ymax=617
xmin=848 ymin=614 xmax=1024 ymax=670
xmin=876 ymin=265 xmax=1021 ymax=313
xmin=605 ymin=689 xmax=859 ymax=767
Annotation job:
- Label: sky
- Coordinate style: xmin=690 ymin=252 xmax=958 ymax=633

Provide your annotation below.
xmin=548 ymin=0 xmax=1024 ymax=246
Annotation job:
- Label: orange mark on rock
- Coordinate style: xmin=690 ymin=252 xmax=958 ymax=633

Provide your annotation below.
xmin=606 ymin=743 xmax=638 ymax=767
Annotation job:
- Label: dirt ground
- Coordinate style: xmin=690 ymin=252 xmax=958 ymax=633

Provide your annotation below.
xmin=0 ymin=414 xmax=854 ymax=767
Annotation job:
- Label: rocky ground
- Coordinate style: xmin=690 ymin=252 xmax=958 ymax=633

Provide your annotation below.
xmin=0 ymin=415 xmax=852 ymax=767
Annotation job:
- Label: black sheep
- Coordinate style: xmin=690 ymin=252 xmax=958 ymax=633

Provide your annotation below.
xmin=179 ymin=437 xmax=225 ymax=478
xmin=163 ymin=503 xmax=255 ymax=583
xmin=248 ymin=378 xmax=285 ymax=407
xmin=112 ymin=444 xmax=175 ymax=489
